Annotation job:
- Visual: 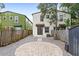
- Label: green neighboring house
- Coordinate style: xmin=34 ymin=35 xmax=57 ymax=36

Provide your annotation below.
xmin=26 ymin=17 xmax=33 ymax=30
xmin=0 ymin=11 xmax=32 ymax=30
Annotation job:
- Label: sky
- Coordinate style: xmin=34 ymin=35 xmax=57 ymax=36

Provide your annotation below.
xmin=2 ymin=3 xmax=39 ymax=22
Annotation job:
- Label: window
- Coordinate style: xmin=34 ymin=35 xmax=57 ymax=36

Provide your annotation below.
xmin=60 ymin=15 xmax=63 ymax=21
xmin=40 ymin=15 xmax=43 ymax=21
xmin=45 ymin=27 xmax=49 ymax=33
xmin=3 ymin=16 xmax=7 ymax=20
xmin=9 ymin=16 xmax=13 ymax=20
xmin=46 ymin=14 xmax=50 ymax=19
xmin=15 ymin=16 xmax=19 ymax=23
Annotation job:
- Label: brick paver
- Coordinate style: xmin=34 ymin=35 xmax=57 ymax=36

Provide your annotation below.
xmin=0 ymin=35 xmax=71 ymax=56
xmin=15 ymin=42 xmax=63 ymax=56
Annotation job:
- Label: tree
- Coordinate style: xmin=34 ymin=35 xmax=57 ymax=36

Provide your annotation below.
xmin=64 ymin=19 xmax=71 ymax=28
xmin=38 ymin=3 xmax=58 ymax=40
xmin=0 ymin=3 xmax=5 ymax=31
xmin=0 ymin=3 xmax=5 ymax=45
xmin=0 ymin=3 xmax=5 ymax=11
xmin=60 ymin=3 xmax=79 ymax=26
xmin=38 ymin=4 xmax=58 ymax=25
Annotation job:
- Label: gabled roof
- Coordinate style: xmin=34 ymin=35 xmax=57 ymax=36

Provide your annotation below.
xmin=0 ymin=11 xmax=33 ymax=24
xmin=32 ymin=12 xmax=40 ymax=15
xmin=32 ymin=10 xmax=70 ymax=15
xmin=26 ymin=16 xmax=33 ymax=24
xmin=0 ymin=11 xmax=26 ymax=17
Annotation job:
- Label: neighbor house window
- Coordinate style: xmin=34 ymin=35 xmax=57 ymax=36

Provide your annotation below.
xmin=15 ymin=16 xmax=19 ymax=23
xmin=45 ymin=27 xmax=49 ymax=33
xmin=60 ymin=15 xmax=63 ymax=21
xmin=40 ymin=15 xmax=43 ymax=21
xmin=9 ymin=16 xmax=13 ymax=20
xmin=3 ymin=16 xmax=7 ymax=20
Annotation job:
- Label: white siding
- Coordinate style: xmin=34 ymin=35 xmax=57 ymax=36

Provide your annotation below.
xmin=57 ymin=12 xmax=71 ymax=26
xmin=33 ymin=12 xmax=54 ymax=37
xmin=33 ymin=11 xmax=71 ymax=37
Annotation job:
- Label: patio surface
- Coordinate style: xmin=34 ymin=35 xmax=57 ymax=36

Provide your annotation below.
xmin=15 ymin=42 xmax=63 ymax=56
xmin=0 ymin=35 xmax=71 ymax=56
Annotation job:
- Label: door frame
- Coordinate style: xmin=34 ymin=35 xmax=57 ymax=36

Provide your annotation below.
xmin=37 ymin=26 xmax=43 ymax=35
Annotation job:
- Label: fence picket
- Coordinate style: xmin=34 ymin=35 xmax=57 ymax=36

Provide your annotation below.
xmin=0 ymin=28 xmax=32 ymax=47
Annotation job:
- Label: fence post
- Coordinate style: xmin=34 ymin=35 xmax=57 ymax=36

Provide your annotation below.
xmin=0 ymin=31 xmax=1 ymax=46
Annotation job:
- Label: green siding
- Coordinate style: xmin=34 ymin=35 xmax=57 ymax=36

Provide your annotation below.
xmin=0 ymin=11 xmax=27 ymax=30
xmin=26 ymin=21 xmax=32 ymax=30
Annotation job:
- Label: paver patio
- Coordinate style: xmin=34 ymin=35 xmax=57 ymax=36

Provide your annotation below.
xmin=15 ymin=42 xmax=63 ymax=56
xmin=0 ymin=35 xmax=71 ymax=56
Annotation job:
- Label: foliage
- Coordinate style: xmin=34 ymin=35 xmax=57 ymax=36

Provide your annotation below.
xmin=0 ymin=3 xmax=5 ymax=10
xmin=38 ymin=3 xmax=47 ymax=15
xmin=60 ymin=3 xmax=79 ymax=26
xmin=26 ymin=22 xmax=32 ymax=30
xmin=38 ymin=3 xmax=58 ymax=28
xmin=38 ymin=3 xmax=58 ymax=40
xmin=64 ymin=19 xmax=71 ymax=27
xmin=58 ymin=24 xmax=66 ymax=30
xmin=60 ymin=3 xmax=79 ymax=19
xmin=0 ymin=3 xmax=5 ymax=31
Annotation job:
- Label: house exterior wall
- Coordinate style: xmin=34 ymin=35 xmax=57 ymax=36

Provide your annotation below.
xmin=57 ymin=12 xmax=71 ymax=26
xmin=33 ymin=12 xmax=55 ymax=37
xmin=33 ymin=11 xmax=71 ymax=37
xmin=0 ymin=11 xmax=27 ymax=30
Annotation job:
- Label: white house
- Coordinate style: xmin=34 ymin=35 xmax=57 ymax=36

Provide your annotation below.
xmin=32 ymin=10 xmax=71 ymax=37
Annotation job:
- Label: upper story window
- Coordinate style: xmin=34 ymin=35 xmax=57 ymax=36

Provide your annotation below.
xmin=60 ymin=15 xmax=63 ymax=21
xmin=9 ymin=16 xmax=13 ymax=20
xmin=3 ymin=16 xmax=7 ymax=20
xmin=15 ymin=16 xmax=19 ymax=23
xmin=40 ymin=15 xmax=44 ymax=21
xmin=46 ymin=14 xmax=50 ymax=19
xmin=45 ymin=27 xmax=49 ymax=33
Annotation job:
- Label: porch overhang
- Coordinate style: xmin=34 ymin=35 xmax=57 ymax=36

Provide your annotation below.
xmin=36 ymin=24 xmax=44 ymax=27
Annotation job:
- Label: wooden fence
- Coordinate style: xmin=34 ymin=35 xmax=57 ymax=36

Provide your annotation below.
xmin=53 ymin=29 xmax=69 ymax=42
xmin=0 ymin=28 xmax=32 ymax=47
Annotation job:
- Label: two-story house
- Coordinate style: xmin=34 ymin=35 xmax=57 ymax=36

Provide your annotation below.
xmin=0 ymin=11 xmax=32 ymax=30
xmin=32 ymin=9 xmax=71 ymax=37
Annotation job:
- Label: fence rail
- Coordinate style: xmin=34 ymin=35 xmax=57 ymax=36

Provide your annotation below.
xmin=53 ymin=30 xmax=69 ymax=42
xmin=0 ymin=28 xmax=32 ymax=47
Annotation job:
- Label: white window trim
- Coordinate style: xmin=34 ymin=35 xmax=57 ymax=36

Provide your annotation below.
xmin=15 ymin=16 xmax=19 ymax=24
xmin=59 ymin=15 xmax=63 ymax=21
